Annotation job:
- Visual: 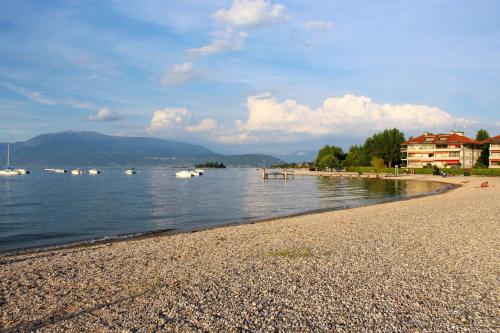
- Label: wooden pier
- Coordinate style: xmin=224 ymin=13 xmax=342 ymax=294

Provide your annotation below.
xmin=261 ymin=168 xmax=295 ymax=180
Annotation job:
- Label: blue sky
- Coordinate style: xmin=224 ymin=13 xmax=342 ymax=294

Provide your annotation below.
xmin=0 ymin=0 xmax=499 ymax=154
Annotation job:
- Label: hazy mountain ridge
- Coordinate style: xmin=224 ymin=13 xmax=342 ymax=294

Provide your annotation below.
xmin=0 ymin=131 xmax=283 ymax=167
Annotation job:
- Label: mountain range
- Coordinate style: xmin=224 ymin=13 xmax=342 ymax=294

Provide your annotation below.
xmin=0 ymin=131 xmax=283 ymax=167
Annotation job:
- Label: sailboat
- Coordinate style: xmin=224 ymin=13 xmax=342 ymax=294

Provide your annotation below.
xmin=0 ymin=144 xmax=19 ymax=176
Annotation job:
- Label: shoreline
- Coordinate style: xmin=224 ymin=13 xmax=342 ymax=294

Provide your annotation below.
xmin=0 ymin=175 xmax=458 ymax=258
xmin=1 ymin=174 xmax=497 ymax=332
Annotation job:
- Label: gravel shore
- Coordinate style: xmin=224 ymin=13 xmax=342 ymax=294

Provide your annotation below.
xmin=1 ymin=175 xmax=498 ymax=332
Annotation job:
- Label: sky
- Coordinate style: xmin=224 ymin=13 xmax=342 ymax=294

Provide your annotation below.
xmin=0 ymin=0 xmax=499 ymax=154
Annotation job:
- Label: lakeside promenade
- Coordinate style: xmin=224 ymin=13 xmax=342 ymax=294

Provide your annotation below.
xmin=1 ymin=175 xmax=498 ymax=332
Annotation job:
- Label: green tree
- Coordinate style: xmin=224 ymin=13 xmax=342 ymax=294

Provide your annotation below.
xmin=475 ymin=129 xmax=490 ymax=167
xmin=371 ymin=157 xmax=385 ymax=173
xmin=315 ymin=145 xmax=345 ymax=170
xmin=475 ymin=129 xmax=490 ymax=141
xmin=363 ymin=128 xmax=405 ymax=167
xmin=343 ymin=145 xmax=367 ymax=167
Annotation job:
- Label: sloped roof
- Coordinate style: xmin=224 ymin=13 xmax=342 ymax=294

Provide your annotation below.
xmin=484 ymin=135 xmax=500 ymax=143
xmin=402 ymin=133 xmax=481 ymax=146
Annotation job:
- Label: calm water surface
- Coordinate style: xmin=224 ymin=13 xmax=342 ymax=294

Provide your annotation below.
xmin=0 ymin=168 xmax=443 ymax=253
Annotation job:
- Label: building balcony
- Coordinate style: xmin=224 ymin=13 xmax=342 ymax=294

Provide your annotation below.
xmin=404 ymin=148 xmax=461 ymax=153
xmin=406 ymin=156 xmax=461 ymax=161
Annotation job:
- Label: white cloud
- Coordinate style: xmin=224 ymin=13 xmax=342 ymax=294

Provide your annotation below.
xmin=63 ymin=98 xmax=97 ymax=110
xmin=27 ymin=91 xmax=57 ymax=106
xmin=148 ymin=107 xmax=191 ymax=133
xmin=146 ymin=93 xmax=467 ymax=144
xmin=1 ymin=80 xmax=98 ymax=110
xmin=213 ymin=0 xmax=293 ymax=27
xmin=161 ymin=62 xmax=200 ymax=86
xmin=234 ymin=93 xmax=463 ymax=140
xmin=86 ymin=107 xmax=121 ymax=122
xmin=185 ymin=118 xmax=219 ymax=132
xmin=0 ymin=81 xmax=56 ymax=106
xmin=305 ymin=20 xmax=333 ymax=31
xmin=186 ymin=0 xmax=290 ymax=59
xmin=187 ymin=31 xmax=247 ymax=57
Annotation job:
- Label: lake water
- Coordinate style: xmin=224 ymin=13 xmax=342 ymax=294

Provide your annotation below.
xmin=0 ymin=168 xmax=444 ymax=253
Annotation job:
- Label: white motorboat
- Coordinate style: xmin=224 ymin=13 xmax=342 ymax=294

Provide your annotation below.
xmin=71 ymin=169 xmax=84 ymax=175
xmin=0 ymin=144 xmax=20 ymax=176
xmin=194 ymin=169 xmax=204 ymax=175
xmin=125 ymin=168 xmax=136 ymax=175
xmin=176 ymin=170 xmax=194 ymax=178
xmin=45 ymin=168 xmax=67 ymax=174
xmin=88 ymin=168 xmax=101 ymax=175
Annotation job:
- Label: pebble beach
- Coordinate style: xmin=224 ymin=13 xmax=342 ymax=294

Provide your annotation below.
xmin=0 ymin=175 xmax=498 ymax=332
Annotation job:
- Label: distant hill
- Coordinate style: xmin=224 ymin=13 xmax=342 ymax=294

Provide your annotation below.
xmin=0 ymin=131 xmax=283 ymax=167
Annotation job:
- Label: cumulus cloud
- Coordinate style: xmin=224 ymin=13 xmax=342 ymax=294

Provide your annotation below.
xmin=213 ymin=0 xmax=293 ymax=27
xmin=186 ymin=0 xmax=290 ymax=59
xmin=185 ymin=118 xmax=219 ymax=132
xmin=86 ymin=107 xmax=121 ymax=122
xmin=305 ymin=20 xmax=333 ymax=31
xmin=161 ymin=62 xmax=199 ymax=86
xmin=238 ymin=93 xmax=460 ymax=138
xmin=148 ymin=107 xmax=191 ymax=133
xmin=146 ymin=93 xmax=466 ymax=144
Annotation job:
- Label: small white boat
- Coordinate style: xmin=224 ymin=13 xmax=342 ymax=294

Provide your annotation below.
xmin=125 ymin=169 xmax=136 ymax=175
xmin=14 ymin=168 xmax=30 ymax=174
xmin=71 ymin=169 xmax=84 ymax=175
xmin=189 ymin=170 xmax=201 ymax=176
xmin=45 ymin=168 xmax=67 ymax=174
xmin=88 ymin=169 xmax=101 ymax=175
xmin=0 ymin=144 xmax=20 ymax=176
xmin=176 ymin=170 xmax=193 ymax=178
xmin=194 ymin=169 xmax=204 ymax=175
xmin=0 ymin=169 xmax=19 ymax=176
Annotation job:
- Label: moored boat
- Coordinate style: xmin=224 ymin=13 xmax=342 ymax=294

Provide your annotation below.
xmin=125 ymin=168 xmax=136 ymax=175
xmin=0 ymin=169 xmax=19 ymax=176
xmin=0 ymin=144 xmax=21 ymax=176
xmin=71 ymin=169 xmax=84 ymax=175
xmin=176 ymin=170 xmax=194 ymax=178
xmin=14 ymin=168 xmax=30 ymax=174
xmin=88 ymin=169 xmax=101 ymax=175
xmin=45 ymin=168 xmax=67 ymax=174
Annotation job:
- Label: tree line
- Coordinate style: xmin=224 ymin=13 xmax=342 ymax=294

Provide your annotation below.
xmin=314 ymin=128 xmax=493 ymax=171
xmin=195 ymin=161 xmax=226 ymax=168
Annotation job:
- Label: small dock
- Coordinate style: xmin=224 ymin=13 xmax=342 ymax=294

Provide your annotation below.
xmin=261 ymin=168 xmax=295 ymax=180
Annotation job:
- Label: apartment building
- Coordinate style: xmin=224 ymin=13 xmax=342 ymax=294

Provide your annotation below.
xmin=486 ymin=135 xmax=500 ymax=168
xmin=401 ymin=131 xmax=482 ymax=169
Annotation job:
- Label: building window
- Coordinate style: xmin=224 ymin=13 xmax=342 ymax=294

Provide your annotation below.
xmin=449 ymin=152 xmax=460 ymax=157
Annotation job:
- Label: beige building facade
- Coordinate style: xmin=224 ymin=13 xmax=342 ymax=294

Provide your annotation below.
xmin=487 ymin=135 xmax=500 ymax=168
xmin=401 ymin=131 xmax=482 ymax=169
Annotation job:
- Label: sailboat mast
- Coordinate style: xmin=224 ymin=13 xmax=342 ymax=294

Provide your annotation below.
xmin=7 ymin=143 xmax=10 ymax=168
